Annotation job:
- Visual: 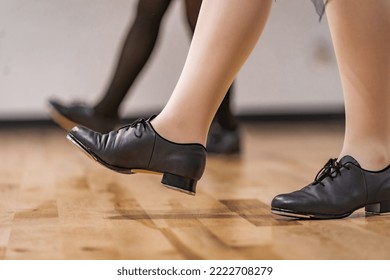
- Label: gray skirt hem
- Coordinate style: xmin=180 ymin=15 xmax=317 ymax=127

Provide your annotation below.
xmin=311 ymin=0 xmax=328 ymax=21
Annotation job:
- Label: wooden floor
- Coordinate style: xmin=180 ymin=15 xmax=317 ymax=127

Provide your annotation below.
xmin=1 ymin=120 xmax=390 ymax=260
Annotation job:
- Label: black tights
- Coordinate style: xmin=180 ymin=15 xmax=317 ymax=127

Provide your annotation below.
xmin=94 ymin=0 xmax=237 ymax=130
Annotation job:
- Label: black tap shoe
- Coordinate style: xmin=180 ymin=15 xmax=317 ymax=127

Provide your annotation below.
xmin=271 ymin=156 xmax=390 ymax=219
xmin=67 ymin=116 xmax=207 ymax=195
xmin=49 ymin=99 xmax=118 ymax=133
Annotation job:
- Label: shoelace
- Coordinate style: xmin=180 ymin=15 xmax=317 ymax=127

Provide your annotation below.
xmin=313 ymin=158 xmax=350 ymax=186
xmin=129 ymin=118 xmax=148 ymax=128
xmin=114 ymin=116 xmax=155 ymax=137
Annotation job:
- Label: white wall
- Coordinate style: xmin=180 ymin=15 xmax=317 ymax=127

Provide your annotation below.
xmin=0 ymin=0 xmax=343 ymax=120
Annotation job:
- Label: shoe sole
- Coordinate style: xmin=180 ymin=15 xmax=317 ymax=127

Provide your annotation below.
xmin=271 ymin=207 xmax=352 ymax=220
xmin=272 ymin=204 xmax=390 ymax=220
xmin=66 ymin=133 xmax=196 ymax=196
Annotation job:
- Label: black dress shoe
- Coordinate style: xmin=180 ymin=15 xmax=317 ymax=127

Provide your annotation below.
xmin=206 ymin=122 xmax=241 ymax=155
xmin=49 ymin=99 xmax=118 ymax=133
xmin=67 ymin=116 xmax=207 ymax=195
xmin=271 ymin=156 xmax=390 ymax=219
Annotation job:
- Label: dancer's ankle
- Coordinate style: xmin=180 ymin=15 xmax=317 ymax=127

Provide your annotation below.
xmin=151 ymin=115 xmax=207 ymax=146
xmin=339 ymin=145 xmax=390 ymax=171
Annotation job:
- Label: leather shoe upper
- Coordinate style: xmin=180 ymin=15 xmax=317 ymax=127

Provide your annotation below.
xmin=272 ymin=156 xmax=390 ymax=217
xmin=68 ymin=116 xmax=207 ymax=181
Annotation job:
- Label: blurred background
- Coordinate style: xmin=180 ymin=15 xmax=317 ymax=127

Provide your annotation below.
xmin=0 ymin=0 xmax=343 ymax=122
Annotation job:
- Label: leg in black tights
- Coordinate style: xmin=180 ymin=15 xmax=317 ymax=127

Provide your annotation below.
xmin=93 ymin=0 xmax=172 ymax=119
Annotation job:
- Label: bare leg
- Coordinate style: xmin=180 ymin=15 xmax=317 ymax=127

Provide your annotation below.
xmin=327 ymin=0 xmax=390 ymax=170
xmin=152 ymin=0 xmax=273 ymax=146
xmin=185 ymin=0 xmax=240 ymax=155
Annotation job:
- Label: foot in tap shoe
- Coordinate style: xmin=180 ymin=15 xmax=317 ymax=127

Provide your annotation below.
xmin=66 ymin=115 xmax=207 ymax=195
xmin=271 ymin=156 xmax=390 ymax=219
xmin=48 ymin=99 xmax=118 ymax=133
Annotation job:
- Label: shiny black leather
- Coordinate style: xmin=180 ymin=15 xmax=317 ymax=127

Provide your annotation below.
xmin=271 ymin=156 xmax=390 ymax=219
xmin=49 ymin=99 xmax=118 ymax=133
xmin=67 ymin=116 xmax=207 ymax=195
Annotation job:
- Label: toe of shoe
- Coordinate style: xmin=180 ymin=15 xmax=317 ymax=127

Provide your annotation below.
xmin=68 ymin=126 xmax=99 ymax=149
xmin=271 ymin=194 xmax=292 ymax=209
xmin=271 ymin=193 xmax=307 ymax=211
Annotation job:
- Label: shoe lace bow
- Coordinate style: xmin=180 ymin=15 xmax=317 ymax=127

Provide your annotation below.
xmin=313 ymin=158 xmax=349 ymax=186
xmin=126 ymin=117 xmax=148 ymax=137
xmin=116 ymin=116 xmax=155 ymax=137
xmin=129 ymin=117 xmax=147 ymax=128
